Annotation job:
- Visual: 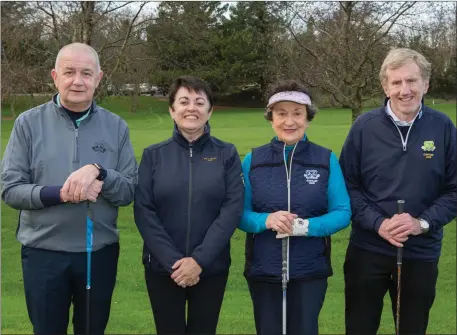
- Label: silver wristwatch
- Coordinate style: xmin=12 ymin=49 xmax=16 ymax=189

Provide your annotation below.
xmin=418 ymin=218 xmax=430 ymax=233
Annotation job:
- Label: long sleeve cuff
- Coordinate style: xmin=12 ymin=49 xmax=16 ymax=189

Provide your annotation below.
xmin=373 ymin=215 xmax=386 ymax=232
xmin=40 ymin=186 xmax=63 ymax=207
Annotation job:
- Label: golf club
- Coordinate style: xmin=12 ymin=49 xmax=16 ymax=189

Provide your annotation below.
xmin=86 ymin=202 xmax=94 ymax=335
xmin=281 ymin=143 xmax=298 ymax=335
xmin=282 ymin=237 xmax=288 ymax=335
xmin=396 ymin=199 xmax=405 ymax=335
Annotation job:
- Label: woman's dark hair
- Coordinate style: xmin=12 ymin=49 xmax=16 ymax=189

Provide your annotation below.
xmin=168 ymin=76 xmax=214 ymax=110
xmin=264 ymin=80 xmax=318 ymax=122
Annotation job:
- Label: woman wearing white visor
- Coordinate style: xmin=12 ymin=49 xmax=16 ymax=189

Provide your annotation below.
xmin=238 ymin=80 xmax=351 ymax=335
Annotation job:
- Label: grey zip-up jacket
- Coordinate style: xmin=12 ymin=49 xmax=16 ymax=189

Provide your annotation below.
xmin=1 ymin=96 xmax=138 ymax=252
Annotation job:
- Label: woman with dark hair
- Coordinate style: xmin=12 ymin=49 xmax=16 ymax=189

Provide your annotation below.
xmin=238 ymin=80 xmax=351 ymax=335
xmin=134 ymin=76 xmax=244 ymax=334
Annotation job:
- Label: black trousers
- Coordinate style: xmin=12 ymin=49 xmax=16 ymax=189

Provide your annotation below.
xmin=145 ymin=269 xmax=229 ymax=335
xmin=21 ymin=243 xmax=119 ymax=335
xmin=344 ymin=243 xmax=438 ymax=335
xmin=247 ymin=278 xmax=328 ymax=335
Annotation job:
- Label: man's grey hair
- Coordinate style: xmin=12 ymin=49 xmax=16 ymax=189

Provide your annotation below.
xmin=55 ymin=43 xmax=101 ymax=72
xmin=379 ymin=48 xmax=431 ymax=84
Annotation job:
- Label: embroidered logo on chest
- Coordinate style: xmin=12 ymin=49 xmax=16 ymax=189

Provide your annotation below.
xmin=92 ymin=142 xmax=106 ymax=154
xmin=304 ymin=170 xmax=320 ymax=184
xmin=421 ymin=140 xmax=435 ymax=159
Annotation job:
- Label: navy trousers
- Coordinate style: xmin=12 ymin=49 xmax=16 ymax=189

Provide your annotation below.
xmin=247 ymin=278 xmax=328 ymax=335
xmin=21 ymin=243 xmax=119 ymax=335
xmin=145 ymin=270 xmax=229 ymax=335
xmin=344 ymin=243 xmax=438 ymax=335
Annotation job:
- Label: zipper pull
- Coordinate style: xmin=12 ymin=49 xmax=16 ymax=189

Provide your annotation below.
xmin=189 ymin=145 xmax=193 ymax=158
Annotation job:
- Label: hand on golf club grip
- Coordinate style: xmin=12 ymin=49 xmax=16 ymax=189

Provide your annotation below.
xmin=266 ymin=211 xmax=297 ymax=235
xmin=387 ymin=213 xmax=422 ymax=237
xmin=85 ymin=180 xmax=104 ymax=202
xmin=61 ymin=179 xmax=103 ymax=203
xmin=61 ymin=164 xmax=100 ymax=203
xmin=378 ymin=218 xmax=408 ymax=247
xmin=171 ymin=257 xmax=202 ymax=288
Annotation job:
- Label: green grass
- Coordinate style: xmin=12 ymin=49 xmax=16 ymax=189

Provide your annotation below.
xmin=1 ymin=97 xmax=456 ymax=333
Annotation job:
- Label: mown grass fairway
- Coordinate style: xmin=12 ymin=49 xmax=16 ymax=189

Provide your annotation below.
xmin=1 ymin=96 xmax=456 ymax=333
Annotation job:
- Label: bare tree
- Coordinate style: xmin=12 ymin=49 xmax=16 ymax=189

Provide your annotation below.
xmin=34 ymin=2 xmax=136 ymax=46
xmin=99 ymin=2 xmax=149 ymax=92
xmin=275 ymin=1 xmax=418 ymax=122
xmin=9 ymin=1 xmax=155 ymax=105
xmin=398 ymin=2 xmax=457 ymax=98
xmin=1 ymin=2 xmax=53 ymax=117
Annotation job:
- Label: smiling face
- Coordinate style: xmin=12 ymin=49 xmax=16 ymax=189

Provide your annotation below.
xmin=271 ymin=101 xmax=309 ymax=145
xmin=169 ymin=87 xmax=212 ymax=140
xmin=51 ymin=47 xmax=103 ymax=112
xmin=382 ymin=60 xmax=429 ymax=121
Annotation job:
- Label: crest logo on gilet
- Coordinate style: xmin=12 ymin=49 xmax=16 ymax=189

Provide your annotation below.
xmin=304 ymin=169 xmax=320 ymax=184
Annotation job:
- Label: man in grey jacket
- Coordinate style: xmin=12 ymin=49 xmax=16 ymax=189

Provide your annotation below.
xmin=1 ymin=42 xmax=138 ymax=334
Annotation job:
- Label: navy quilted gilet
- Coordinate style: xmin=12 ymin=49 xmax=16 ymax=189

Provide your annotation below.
xmin=245 ymin=138 xmax=333 ymax=281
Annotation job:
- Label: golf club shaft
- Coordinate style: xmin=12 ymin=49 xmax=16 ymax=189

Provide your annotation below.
xmin=282 ymin=143 xmax=296 ymax=335
xmin=282 ymin=237 xmax=288 ymax=335
xmin=282 ymin=290 xmax=287 ymax=335
xmin=396 ymin=200 xmax=405 ymax=335
xmin=86 ymin=202 xmax=94 ymax=335
xmin=86 ymin=289 xmax=91 ymax=335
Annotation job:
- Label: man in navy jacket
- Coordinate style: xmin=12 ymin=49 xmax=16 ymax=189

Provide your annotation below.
xmin=339 ymin=48 xmax=456 ymax=335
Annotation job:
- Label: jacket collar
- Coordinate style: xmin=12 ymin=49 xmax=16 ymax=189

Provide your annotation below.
xmin=172 ymin=122 xmax=211 ymax=149
xmin=52 ymin=93 xmax=97 ymax=117
xmin=382 ymin=97 xmax=424 ymax=124
xmin=270 ymin=135 xmax=309 ymax=154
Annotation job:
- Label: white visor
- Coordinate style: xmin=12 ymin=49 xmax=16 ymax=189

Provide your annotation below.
xmin=267 ymin=91 xmax=311 ymax=109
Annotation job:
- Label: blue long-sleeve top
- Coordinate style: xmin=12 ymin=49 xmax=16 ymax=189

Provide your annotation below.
xmin=239 ymin=136 xmax=351 ymax=236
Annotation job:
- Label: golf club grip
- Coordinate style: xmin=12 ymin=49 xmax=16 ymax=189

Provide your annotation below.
xmin=396 ymin=200 xmax=405 ymax=264
xmin=281 ymin=238 xmax=287 ymax=273
xmin=87 ymin=202 xmax=93 ymax=221
xmin=281 ymin=238 xmax=288 ymax=289
xmin=397 ymin=200 xmax=405 ymax=215
xmin=397 ymin=247 xmax=403 ymax=264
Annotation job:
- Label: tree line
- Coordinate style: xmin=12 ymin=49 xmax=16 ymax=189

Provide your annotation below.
xmin=1 ymin=1 xmax=455 ymax=121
